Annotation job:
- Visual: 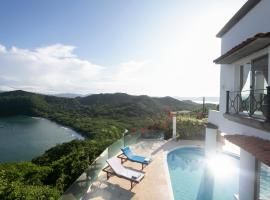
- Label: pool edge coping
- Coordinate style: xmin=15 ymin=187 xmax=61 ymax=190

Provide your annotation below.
xmin=164 ymin=149 xmax=174 ymax=200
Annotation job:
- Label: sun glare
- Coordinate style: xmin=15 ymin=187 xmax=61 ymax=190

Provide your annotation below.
xmin=206 ymin=154 xmax=238 ymax=179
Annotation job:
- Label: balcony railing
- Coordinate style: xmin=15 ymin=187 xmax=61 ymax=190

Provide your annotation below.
xmin=226 ymin=87 xmax=270 ymax=121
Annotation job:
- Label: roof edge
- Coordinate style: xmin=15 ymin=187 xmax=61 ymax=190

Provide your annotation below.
xmin=214 ymin=32 xmax=270 ymax=64
xmin=216 ymin=0 xmax=261 ymax=38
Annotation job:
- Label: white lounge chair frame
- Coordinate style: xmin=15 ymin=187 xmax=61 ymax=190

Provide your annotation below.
xmin=102 ymin=157 xmax=145 ymax=189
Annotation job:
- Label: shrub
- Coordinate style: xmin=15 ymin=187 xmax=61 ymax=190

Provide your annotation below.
xmin=176 ymin=116 xmax=206 ymax=140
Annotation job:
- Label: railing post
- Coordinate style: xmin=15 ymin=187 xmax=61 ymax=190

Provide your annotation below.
xmin=236 ymin=92 xmax=239 ymax=114
xmin=249 ymin=89 xmax=254 ymax=116
xmin=226 ymin=91 xmax=230 ymax=114
xmin=266 ymin=86 xmax=270 ymax=122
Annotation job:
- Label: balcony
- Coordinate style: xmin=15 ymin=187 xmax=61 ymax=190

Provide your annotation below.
xmin=225 ymin=87 xmax=270 ymax=131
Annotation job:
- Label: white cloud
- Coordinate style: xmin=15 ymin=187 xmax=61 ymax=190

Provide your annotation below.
xmin=0 ymin=44 xmax=6 ymax=53
xmin=36 ymin=44 xmax=77 ymax=58
xmin=0 ymin=42 xmax=219 ymax=97
xmin=0 ymin=44 xmax=105 ymax=94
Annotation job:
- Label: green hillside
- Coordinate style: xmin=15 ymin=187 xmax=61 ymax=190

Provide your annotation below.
xmin=0 ymin=90 xmax=214 ymax=199
xmin=0 ymin=90 xmax=216 ymax=138
xmin=0 ymin=90 xmax=203 ymax=117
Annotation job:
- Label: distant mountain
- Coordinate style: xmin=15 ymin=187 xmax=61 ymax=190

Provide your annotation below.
xmin=52 ymin=93 xmax=83 ymax=98
xmin=0 ymin=91 xmax=209 ymax=118
xmin=175 ymin=96 xmax=219 ymax=104
xmin=76 ymin=93 xmax=201 ymax=113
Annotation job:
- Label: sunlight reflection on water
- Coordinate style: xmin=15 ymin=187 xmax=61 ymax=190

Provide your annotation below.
xmin=206 ymin=154 xmax=239 ymax=179
xmin=167 ymin=147 xmax=239 ymax=200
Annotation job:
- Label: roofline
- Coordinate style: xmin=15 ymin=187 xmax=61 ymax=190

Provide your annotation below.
xmin=214 ymin=32 xmax=270 ymax=64
xmin=216 ymin=0 xmax=261 ymax=38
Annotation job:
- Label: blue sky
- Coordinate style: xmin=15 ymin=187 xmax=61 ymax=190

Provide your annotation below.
xmin=0 ymin=0 xmax=246 ymax=97
xmin=1 ymin=0 xmax=173 ymax=64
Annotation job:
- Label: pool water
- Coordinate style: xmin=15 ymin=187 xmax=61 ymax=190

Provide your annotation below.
xmin=167 ymin=147 xmax=270 ymax=200
xmin=167 ymin=147 xmax=239 ymax=200
xmin=260 ymin=163 xmax=270 ymax=200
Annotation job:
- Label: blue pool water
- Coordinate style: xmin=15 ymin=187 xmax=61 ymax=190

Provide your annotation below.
xmin=167 ymin=147 xmax=239 ymax=200
xmin=260 ymin=162 xmax=270 ymax=200
xmin=167 ymin=147 xmax=270 ymax=200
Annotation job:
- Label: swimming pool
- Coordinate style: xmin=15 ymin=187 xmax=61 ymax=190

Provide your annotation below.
xmin=167 ymin=147 xmax=270 ymax=200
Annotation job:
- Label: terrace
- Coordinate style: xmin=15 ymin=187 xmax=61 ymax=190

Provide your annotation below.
xmin=60 ymin=126 xmax=205 ymax=200
xmin=83 ymin=139 xmax=203 ymax=200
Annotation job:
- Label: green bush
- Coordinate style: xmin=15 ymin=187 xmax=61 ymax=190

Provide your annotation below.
xmin=2 ymin=182 xmax=60 ymax=200
xmin=176 ymin=116 xmax=206 ymax=140
xmin=0 ymin=162 xmax=60 ymax=200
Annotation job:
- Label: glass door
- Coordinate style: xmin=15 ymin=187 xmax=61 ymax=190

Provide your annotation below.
xmin=239 ymin=64 xmax=251 ymax=114
xmin=250 ymin=55 xmax=268 ymax=117
xmin=251 ymin=55 xmax=268 ymax=91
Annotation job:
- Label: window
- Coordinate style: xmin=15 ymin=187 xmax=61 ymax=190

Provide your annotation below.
xmin=251 ymin=55 xmax=268 ymax=91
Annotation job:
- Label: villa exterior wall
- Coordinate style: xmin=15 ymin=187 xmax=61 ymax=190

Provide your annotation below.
xmin=219 ymin=64 xmax=235 ymax=113
xmin=221 ymin=0 xmax=270 ymax=54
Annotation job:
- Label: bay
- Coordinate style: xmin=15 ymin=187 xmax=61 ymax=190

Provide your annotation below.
xmin=0 ymin=116 xmax=84 ymax=163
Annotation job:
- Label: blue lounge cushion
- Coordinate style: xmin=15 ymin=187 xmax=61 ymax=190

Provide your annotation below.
xmin=121 ymin=146 xmax=151 ymax=164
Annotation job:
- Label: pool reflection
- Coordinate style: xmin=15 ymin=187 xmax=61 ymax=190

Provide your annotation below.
xmin=196 ymin=167 xmax=214 ymax=200
xmin=167 ymin=147 xmax=204 ymax=171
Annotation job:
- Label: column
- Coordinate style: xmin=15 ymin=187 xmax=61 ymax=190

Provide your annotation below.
xmin=205 ymin=123 xmax=218 ymax=157
xmin=239 ymin=148 xmax=256 ymax=200
xmin=172 ymin=112 xmax=177 ymax=138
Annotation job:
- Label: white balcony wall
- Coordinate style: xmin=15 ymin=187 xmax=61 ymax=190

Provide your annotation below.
xmin=220 ymin=118 xmax=270 ymax=141
xmin=208 ymin=110 xmax=221 ymax=127
xmin=205 ymin=127 xmax=217 ymax=157
xmin=208 ymin=109 xmax=270 ymax=141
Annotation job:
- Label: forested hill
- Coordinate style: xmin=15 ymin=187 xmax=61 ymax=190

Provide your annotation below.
xmin=0 ymin=90 xmax=213 ymax=139
xmin=0 ymin=90 xmax=202 ymax=117
xmin=76 ymin=93 xmax=202 ymax=112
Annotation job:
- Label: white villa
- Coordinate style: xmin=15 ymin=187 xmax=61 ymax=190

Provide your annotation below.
xmin=207 ymin=0 xmax=270 ymax=199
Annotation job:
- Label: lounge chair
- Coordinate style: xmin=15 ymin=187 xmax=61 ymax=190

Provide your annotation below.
xmin=118 ymin=146 xmax=151 ymax=170
xmin=102 ymin=157 xmax=145 ymax=189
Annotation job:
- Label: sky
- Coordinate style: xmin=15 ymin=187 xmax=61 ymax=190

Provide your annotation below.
xmin=0 ymin=0 xmax=247 ymax=97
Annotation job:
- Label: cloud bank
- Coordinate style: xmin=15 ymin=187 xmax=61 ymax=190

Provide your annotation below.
xmin=0 ymin=42 xmax=219 ymax=97
xmin=0 ymin=43 xmax=172 ymax=96
xmin=0 ymin=44 xmax=106 ymax=94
